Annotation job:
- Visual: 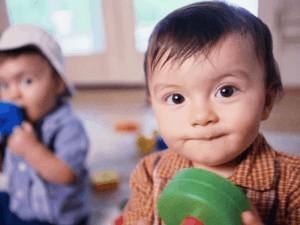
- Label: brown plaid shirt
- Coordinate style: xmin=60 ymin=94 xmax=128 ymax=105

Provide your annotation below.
xmin=123 ymin=134 xmax=300 ymax=224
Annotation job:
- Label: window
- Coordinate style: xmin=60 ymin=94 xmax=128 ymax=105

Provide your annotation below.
xmin=134 ymin=0 xmax=258 ymax=52
xmin=5 ymin=0 xmax=106 ymax=55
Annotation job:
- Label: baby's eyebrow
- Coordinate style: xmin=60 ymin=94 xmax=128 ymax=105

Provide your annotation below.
xmin=213 ymin=70 xmax=251 ymax=82
xmin=0 ymin=72 xmax=30 ymax=84
xmin=154 ymin=84 xmax=181 ymax=93
xmin=15 ymin=72 xmax=35 ymax=80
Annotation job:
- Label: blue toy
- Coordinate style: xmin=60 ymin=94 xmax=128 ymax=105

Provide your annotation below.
xmin=156 ymin=135 xmax=168 ymax=151
xmin=0 ymin=102 xmax=24 ymax=136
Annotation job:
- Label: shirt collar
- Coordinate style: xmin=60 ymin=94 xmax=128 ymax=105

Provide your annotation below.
xmin=156 ymin=133 xmax=276 ymax=191
xmin=229 ymin=134 xmax=275 ymax=191
xmin=155 ymin=149 xmax=191 ymax=179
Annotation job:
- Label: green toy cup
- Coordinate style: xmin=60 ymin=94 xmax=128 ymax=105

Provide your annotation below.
xmin=157 ymin=168 xmax=250 ymax=225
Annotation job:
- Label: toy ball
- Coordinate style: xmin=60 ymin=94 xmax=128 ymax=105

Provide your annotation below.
xmin=157 ymin=168 xmax=250 ymax=225
xmin=0 ymin=102 xmax=24 ymax=136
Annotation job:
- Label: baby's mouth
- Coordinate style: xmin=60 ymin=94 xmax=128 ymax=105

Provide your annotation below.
xmin=189 ymin=134 xmax=225 ymax=141
xmin=204 ymin=134 xmax=224 ymax=140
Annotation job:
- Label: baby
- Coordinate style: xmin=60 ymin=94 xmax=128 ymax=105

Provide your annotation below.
xmin=0 ymin=24 xmax=90 ymax=225
xmin=123 ymin=2 xmax=300 ymax=225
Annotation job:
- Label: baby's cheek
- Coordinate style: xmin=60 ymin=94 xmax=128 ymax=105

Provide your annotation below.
xmin=158 ymin=130 xmax=182 ymax=151
xmin=236 ymin=112 xmax=261 ymax=134
xmin=225 ymin=102 xmax=260 ymax=129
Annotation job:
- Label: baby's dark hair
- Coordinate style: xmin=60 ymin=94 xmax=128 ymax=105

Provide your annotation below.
xmin=144 ymin=1 xmax=283 ymax=100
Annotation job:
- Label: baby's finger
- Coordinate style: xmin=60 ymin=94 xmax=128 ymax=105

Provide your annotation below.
xmin=241 ymin=211 xmax=264 ymax=225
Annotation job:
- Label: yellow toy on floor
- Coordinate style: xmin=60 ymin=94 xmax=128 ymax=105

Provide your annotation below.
xmin=91 ymin=169 xmax=120 ymax=193
xmin=137 ymin=130 xmax=158 ymax=154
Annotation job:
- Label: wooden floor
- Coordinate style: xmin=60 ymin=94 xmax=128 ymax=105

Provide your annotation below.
xmin=71 ymin=89 xmax=149 ymax=225
xmin=70 ymin=88 xmax=300 ymax=225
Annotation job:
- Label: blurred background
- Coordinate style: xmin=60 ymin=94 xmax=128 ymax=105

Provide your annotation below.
xmin=0 ymin=0 xmax=299 ymax=224
xmin=1 ymin=0 xmax=299 ymax=88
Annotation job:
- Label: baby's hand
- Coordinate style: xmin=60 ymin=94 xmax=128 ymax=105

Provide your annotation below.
xmin=7 ymin=121 xmax=40 ymax=157
xmin=241 ymin=203 xmax=264 ymax=225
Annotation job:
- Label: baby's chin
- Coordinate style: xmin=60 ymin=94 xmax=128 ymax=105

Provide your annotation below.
xmin=25 ymin=112 xmax=46 ymax=124
xmin=173 ymin=146 xmax=226 ymax=161
xmin=175 ymin=148 xmax=241 ymax=167
xmin=192 ymin=153 xmax=245 ymax=174
xmin=24 ymin=105 xmax=58 ymax=123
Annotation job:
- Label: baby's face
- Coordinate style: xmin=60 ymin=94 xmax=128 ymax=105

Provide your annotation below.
xmin=148 ymin=34 xmax=272 ymax=176
xmin=0 ymin=52 xmax=64 ymax=123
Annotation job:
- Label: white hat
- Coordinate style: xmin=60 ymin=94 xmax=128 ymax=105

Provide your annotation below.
xmin=0 ymin=24 xmax=76 ymax=97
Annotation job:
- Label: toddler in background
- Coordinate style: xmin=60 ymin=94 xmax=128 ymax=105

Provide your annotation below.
xmin=123 ymin=2 xmax=300 ymax=224
xmin=0 ymin=24 xmax=90 ymax=225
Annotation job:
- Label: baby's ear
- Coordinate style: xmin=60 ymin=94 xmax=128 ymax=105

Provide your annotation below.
xmin=147 ymin=96 xmax=152 ymax=105
xmin=54 ymin=75 xmax=67 ymax=96
xmin=261 ymin=89 xmax=277 ymax=121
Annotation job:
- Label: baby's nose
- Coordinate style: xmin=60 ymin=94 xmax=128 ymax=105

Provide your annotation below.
xmin=189 ymin=103 xmax=219 ymax=126
xmin=8 ymin=85 xmax=21 ymax=101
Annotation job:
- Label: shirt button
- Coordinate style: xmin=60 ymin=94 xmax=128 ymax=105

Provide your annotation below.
xmin=16 ymin=191 xmax=23 ymax=198
xmin=18 ymin=163 xmax=26 ymax=172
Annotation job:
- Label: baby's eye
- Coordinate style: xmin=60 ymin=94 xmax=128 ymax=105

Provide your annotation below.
xmin=216 ymin=86 xmax=237 ymax=98
xmin=21 ymin=78 xmax=32 ymax=86
xmin=0 ymin=83 xmax=8 ymax=90
xmin=166 ymin=94 xmax=185 ymax=105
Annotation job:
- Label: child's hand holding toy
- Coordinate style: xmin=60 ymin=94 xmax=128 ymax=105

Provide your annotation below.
xmin=7 ymin=121 xmax=40 ymax=157
xmin=0 ymin=101 xmax=41 ymax=158
xmin=0 ymin=101 xmax=42 ymax=158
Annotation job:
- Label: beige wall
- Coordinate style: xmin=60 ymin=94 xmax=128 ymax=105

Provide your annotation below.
xmin=1 ymin=0 xmax=299 ymax=87
xmin=258 ymin=0 xmax=300 ymax=88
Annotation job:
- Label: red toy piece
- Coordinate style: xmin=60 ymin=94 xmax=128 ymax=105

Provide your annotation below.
xmin=114 ymin=215 xmax=123 ymax=225
xmin=181 ymin=216 xmax=204 ymax=225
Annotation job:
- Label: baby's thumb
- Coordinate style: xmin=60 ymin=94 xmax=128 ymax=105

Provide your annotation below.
xmin=22 ymin=121 xmax=34 ymax=132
